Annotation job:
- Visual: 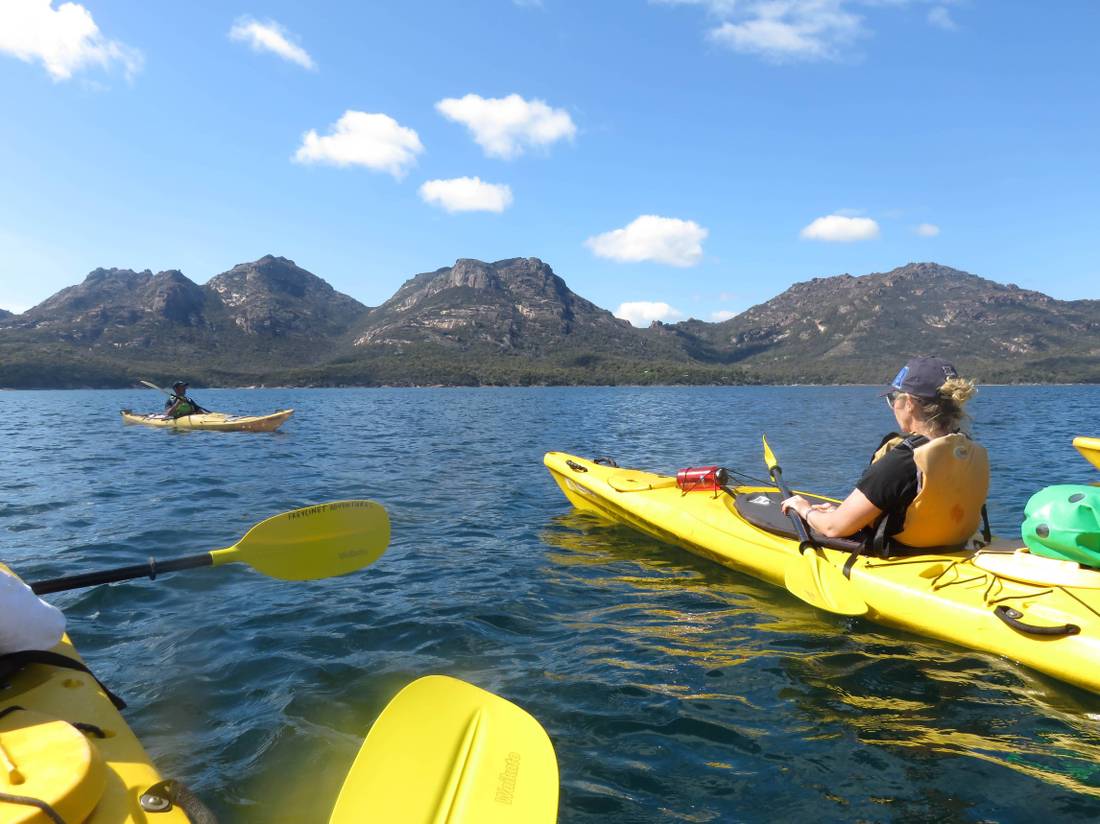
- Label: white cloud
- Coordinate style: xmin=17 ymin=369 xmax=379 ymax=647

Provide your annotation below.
xmin=418 ymin=177 xmax=513 ymax=213
xmin=294 ymin=111 xmax=424 ymax=179
xmin=435 ymin=93 xmax=576 ymax=160
xmin=616 ymin=301 xmax=684 ymax=327
xmin=586 ymin=215 xmax=708 ymax=267
xmin=663 ymin=1 xmax=966 ymax=62
xmin=915 ymin=222 xmax=940 ymax=237
xmin=696 ymin=0 xmax=863 ymax=62
xmin=927 ymin=6 xmax=957 ymax=31
xmin=229 ymin=17 xmax=315 ymax=70
xmin=658 ymin=0 xmax=980 ymax=62
xmin=711 ymin=309 xmax=738 ymax=322
xmin=800 ymin=214 xmax=880 ymax=242
xmin=0 ymin=0 xmax=142 ymax=81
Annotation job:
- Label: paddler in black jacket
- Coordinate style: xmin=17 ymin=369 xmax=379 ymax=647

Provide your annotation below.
xmin=163 ymin=381 xmax=208 ymax=419
xmin=781 ymin=357 xmax=989 ymax=550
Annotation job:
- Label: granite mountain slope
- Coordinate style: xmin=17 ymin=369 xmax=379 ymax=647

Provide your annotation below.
xmin=670 ymin=262 xmax=1100 ymax=382
xmin=1 ymin=258 xmax=1097 ymax=387
xmin=0 ymin=256 xmax=370 ymax=386
xmin=350 ymin=257 xmax=687 ymax=360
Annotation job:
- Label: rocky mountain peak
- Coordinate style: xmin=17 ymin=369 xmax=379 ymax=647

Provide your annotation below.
xmin=0 ymin=266 xmax=209 ymax=349
xmin=85 ymin=266 xmax=153 ymax=284
xmin=353 ymin=257 xmax=634 ymax=351
xmin=386 ymin=257 xmax=563 ymax=311
xmin=145 ymin=270 xmax=205 ymax=325
xmin=447 ymin=258 xmax=503 ymax=290
xmin=204 ymin=256 xmax=366 ymax=337
xmin=677 ymin=260 xmax=1100 ymax=379
xmin=209 ymin=255 xmax=324 ymax=300
xmin=18 ymin=267 xmax=201 ymax=324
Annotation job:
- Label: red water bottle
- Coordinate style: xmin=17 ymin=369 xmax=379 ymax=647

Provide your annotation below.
xmin=676 ymin=466 xmax=729 ymax=492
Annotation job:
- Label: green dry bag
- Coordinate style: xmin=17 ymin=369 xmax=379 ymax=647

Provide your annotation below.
xmin=1021 ymin=484 xmax=1100 ymax=567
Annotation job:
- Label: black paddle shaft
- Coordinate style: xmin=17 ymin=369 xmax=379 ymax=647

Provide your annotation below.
xmin=30 ymin=553 xmax=213 ymax=595
xmin=770 ymin=465 xmax=817 ymax=553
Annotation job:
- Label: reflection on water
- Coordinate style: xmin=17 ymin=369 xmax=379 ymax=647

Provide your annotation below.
xmin=541 ymin=508 xmax=1100 ymax=818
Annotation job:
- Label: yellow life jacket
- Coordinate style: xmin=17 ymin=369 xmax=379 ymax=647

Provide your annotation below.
xmin=872 ymin=433 xmax=990 ymax=548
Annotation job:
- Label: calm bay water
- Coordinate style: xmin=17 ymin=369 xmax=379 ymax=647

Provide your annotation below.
xmin=2 ymin=385 xmax=1100 ymax=822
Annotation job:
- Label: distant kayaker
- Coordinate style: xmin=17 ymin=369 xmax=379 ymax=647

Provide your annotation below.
xmin=163 ymin=381 xmax=207 ymax=418
xmin=782 ymin=356 xmax=990 ymax=550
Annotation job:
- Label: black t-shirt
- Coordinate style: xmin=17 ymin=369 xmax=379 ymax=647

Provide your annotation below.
xmin=856 ymin=435 xmax=928 ymax=536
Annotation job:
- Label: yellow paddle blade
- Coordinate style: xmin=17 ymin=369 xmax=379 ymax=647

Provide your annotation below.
xmin=762 ymin=435 xmax=778 ymax=472
xmin=1074 ymin=436 xmax=1100 ymax=471
xmin=784 ymin=550 xmax=868 ymax=616
xmin=329 ymin=675 xmax=559 ymax=824
xmin=210 ymin=500 xmax=390 ymax=581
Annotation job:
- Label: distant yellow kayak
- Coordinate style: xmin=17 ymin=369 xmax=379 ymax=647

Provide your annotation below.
xmin=120 ymin=408 xmax=293 ymax=432
xmin=1074 ymin=436 xmax=1100 ymax=470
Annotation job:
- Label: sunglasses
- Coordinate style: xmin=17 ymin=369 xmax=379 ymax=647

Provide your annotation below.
xmin=885 ymin=390 xmax=901 ymax=408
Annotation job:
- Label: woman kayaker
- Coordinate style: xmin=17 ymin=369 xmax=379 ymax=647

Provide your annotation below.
xmin=781 ymin=356 xmax=989 ymax=549
xmin=163 ymin=381 xmax=207 ymax=419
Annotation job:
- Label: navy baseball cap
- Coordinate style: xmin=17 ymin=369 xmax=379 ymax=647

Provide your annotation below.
xmin=883 ymin=357 xmax=958 ymax=399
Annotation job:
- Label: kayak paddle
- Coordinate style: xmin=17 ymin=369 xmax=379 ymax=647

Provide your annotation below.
xmin=762 ymin=436 xmax=867 ymax=616
xmin=29 ymin=500 xmax=390 ymax=595
xmin=329 ymin=675 xmax=558 ymax=824
xmin=1073 ymin=436 xmax=1100 ymax=471
xmin=140 ymin=379 xmax=173 ymax=396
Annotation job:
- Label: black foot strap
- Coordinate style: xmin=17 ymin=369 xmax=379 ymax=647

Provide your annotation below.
xmin=0 ymin=650 xmax=126 ymax=710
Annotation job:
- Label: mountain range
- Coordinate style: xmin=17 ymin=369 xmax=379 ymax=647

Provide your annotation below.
xmin=1 ymin=256 xmax=1097 ymax=388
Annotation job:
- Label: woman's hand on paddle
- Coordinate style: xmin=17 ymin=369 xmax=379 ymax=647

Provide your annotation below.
xmin=781 ymin=495 xmax=811 ymax=518
xmin=782 ymin=496 xmax=836 ymax=519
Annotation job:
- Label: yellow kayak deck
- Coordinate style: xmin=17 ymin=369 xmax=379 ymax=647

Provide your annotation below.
xmin=121 ymin=408 xmax=293 ymax=432
xmin=1 ymin=571 xmax=190 ymax=822
xmin=545 ymin=451 xmax=1100 ymax=696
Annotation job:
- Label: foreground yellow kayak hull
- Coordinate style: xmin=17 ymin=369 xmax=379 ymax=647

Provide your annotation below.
xmin=545 ymin=451 xmax=1100 ymax=696
xmin=1074 ymin=436 xmax=1100 ymax=471
xmin=0 ymin=573 xmax=190 ymax=823
xmin=121 ymin=409 xmax=294 ymax=432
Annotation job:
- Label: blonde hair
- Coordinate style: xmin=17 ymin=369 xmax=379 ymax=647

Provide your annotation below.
xmin=910 ymin=377 xmax=977 ymax=433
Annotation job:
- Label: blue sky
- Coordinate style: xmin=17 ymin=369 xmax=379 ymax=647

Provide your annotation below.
xmin=0 ymin=1 xmax=1096 ymax=325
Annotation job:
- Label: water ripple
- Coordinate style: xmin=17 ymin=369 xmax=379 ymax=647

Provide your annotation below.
xmin=2 ymin=386 xmax=1100 ymax=822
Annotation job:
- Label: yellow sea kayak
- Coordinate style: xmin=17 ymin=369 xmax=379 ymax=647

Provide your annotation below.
xmin=120 ymin=409 xmax=293 ymax=432
xmin=0 ymin=574 xmax=192 ymax=822
xmin=1074 ymin=436 xmax=1100 ymax=471
xmin=545 ymin=451 xmax=1100 ymax=696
